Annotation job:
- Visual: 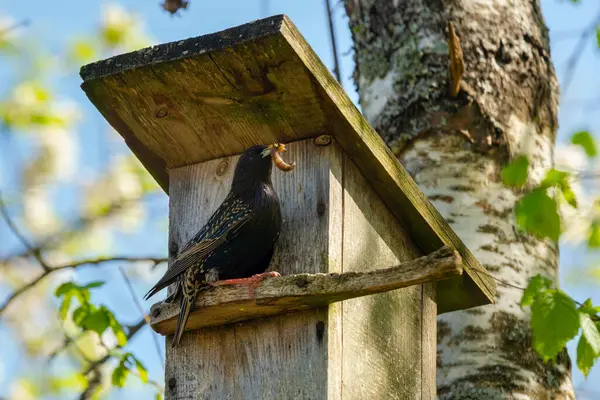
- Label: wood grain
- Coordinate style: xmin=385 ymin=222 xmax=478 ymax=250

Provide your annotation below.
xmin=421 ymin=282 xmax=437 ymax=399
xmin=340 ymin=155 xmax=423 ymax=400
xmin=164 ymin=139 xmax=342 ymax=400
xmin=150 ymin=246 xmax=461 ymax=335
xmin=80 ymin=15 xmax=494 ymax=314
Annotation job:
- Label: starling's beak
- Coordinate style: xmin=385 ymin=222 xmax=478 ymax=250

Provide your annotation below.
xmin=261 ymin=147 xmax=271 ymax=158
xmin=261 ymin=143 xmax=286 ymax=158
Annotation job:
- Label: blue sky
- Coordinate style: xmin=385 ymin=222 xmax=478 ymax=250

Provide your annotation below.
xmin=1 ymin=0 xmax=599 ymax=398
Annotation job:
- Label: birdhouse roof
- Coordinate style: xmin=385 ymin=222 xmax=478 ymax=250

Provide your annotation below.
xmin=80 ymin=15 xmax=495 ymax=313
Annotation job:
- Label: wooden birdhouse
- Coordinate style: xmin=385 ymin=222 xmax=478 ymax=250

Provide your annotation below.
xmin=80 ymin=15 xmax=495 ymax=400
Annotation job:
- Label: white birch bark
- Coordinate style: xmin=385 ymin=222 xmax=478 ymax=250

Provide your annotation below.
xmin=344 ymin=0 xmax=575 ymax=398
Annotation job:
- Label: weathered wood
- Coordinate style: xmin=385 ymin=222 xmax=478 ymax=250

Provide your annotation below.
xmin=340 ymin=154 xmax=423 ymax=399
xmin=421 ymin=282 xmax=437 ymax=399
xmin=149 ymin=246 xmax=461 ymax=335
xmin=164 ymin=139 xmax=343 ymax=399
xmin=281 ymin=20 xmax=495 ymax=314
xmin=80 ymin=15 xmax=495 ymax=313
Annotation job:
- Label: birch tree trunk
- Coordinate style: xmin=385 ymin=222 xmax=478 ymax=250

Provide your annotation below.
xmin=344 ymin=0 xmax=575 ymax=398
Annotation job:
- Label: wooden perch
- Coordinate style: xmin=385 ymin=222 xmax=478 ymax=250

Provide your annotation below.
xmin=149 ymin=246 xmax=462 ymax=335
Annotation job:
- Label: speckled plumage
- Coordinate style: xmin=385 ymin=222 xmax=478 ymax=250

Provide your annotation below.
xmin=144 ymin=145 xmax=282 ymax=346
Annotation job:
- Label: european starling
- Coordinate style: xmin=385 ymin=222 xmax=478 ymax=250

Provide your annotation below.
xmin=144 ymin=143 xmax=294 ymax=346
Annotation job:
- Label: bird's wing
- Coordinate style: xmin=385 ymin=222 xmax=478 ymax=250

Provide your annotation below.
xmin=144 ymin=194 xmax=252 ymax=299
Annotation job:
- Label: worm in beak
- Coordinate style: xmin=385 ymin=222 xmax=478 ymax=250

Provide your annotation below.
xmin=270 ymin=143 xmax=296 ymax=172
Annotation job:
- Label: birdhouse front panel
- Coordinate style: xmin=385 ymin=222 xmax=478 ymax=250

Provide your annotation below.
xmin=161 ymin=137 xmax=435 ymax=399
xmin=165 ymin=139 xmax=342 ymax=399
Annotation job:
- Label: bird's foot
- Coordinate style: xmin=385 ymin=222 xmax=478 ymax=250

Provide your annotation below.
xmin=214 ymin=271 xmax=281 ymax=298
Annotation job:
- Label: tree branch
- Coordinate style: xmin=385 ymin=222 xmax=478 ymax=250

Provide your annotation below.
xmin=561 ymin=7 xmax=600 ymax=96
xmin=3 ymin=194 xmax=158 ymax=261
xmin=82 ymin=319 xmax=146 ymax=377
xmin=0 ymin=256 xmax=167 ymax=315
xmin=77 ymin=316 xmax=163 ymax=399
xmin=0 ymin=19 xmax=29 ymax=36
xmin=0 ymin=190 xmax=50 ymax=271
xmin=119 ymin=266 xmax=164 ymax=369
xmin=324 ymin=0 xmax=342 ymax=82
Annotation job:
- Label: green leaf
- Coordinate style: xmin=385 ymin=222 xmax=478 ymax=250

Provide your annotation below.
xmin=521 ymin=274 xmax=553 ymax=307
xmin=54 ymin=282 xmax=76 ymax=297
xmin=109 ymin=313 xmax=128 ymax=347
xmin=72 ymin=304 xmax=91 ymax=326
xmin=101 ymin=26 xmax=126 ymax=48
xmin=531 ymin=290 xmax=579 ymax=361
xmin=589 ymin=223 xmax=600 ymax=248
xmin=501 ymin=156 xmax=529 ymax=187
xmin=111 ymin=361 xmax=129 ymax=388
xmin=540 ymin=169 xmax=578 ymax=208
xmin=560 ymin=181 xmax=578 ymax=208
xmin=581 ymin=298 xmax=595 ymax=313
xmin=541 ymin=169 xmax=569 ymax=188
xmin=515 ymin=189 xmax=561 ymax=241
xmin=580 ymin=313 xmax=600 ymax=355
xmin=571 ymin=131 xmax=597 ymax=157
xmin=70 ymin=40 xmax=96 ymax=63
xmin=83 ymin=281 xmax=105 ymax=289
xmin=577 ymin=333 xmax=598 ymax=377
xmin=58 ymin=293 xmax=73 ymax=320
xmin=29 ymin=112 xmax=66 ymax=127
xmin=156 ymin=393 xmax=163 ymax=400
xmin=74 ymin=287 xmax=91 ymax=303
xmin=56 ymin=282 xmax=91 ymax=303
xmin=132 ymin=356 xmax=148 ymax=383
xmin=81 ymin=307 xmax=111 ymax=335
xmin=597 ymin=27 xmax=600 ymax=49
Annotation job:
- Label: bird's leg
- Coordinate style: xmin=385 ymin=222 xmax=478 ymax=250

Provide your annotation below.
xmin=164 ymin=281 xmax=182 ymax=304
xmin=214 ymin=271 xmax=281 ymax=298
xmin=164 ymin=291 xmax=178 ymax=304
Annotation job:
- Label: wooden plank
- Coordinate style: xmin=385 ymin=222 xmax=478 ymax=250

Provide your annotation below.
xmin=341 ymin=154 xmax=424 ymax=399
xmin=326 ymin=139 xmax=344 ymax=400
xmin=164 ymin=138 xmax=342 ymax=400
xmin=81 ymin=19 xmax=326 ymax=172
xmin=149 ymin=246 xmax=461 ymax=335
xmin=80 ymin=15 xmax=495 ymax=313
xmin=421 ymin=283 xmax=437 ymax=400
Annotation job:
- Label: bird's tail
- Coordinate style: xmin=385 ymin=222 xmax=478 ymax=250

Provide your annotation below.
xmin=172 ymin=287 xmax=196 ymax=347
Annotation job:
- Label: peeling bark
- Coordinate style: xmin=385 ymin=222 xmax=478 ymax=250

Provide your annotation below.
xmin=345 ymin=0 xmax=574 ymax=398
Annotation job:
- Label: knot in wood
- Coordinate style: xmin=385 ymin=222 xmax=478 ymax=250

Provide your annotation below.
xmin=155 ymin=107 xmax=168 ymax=118
xmin=313 ymin=135 xmax=332 ymax=146
xmin=295 ymin=277 xmax=309 ymax=288
xmin=317 ymin=203 xmax=326 ymax=215
xmin=168 ymin=377 xmax=177 ymax=389
xmin=216 ymin=161 xmax=229 ymax=176
xmin=316 ymin=321 xmax=325 ymax=343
